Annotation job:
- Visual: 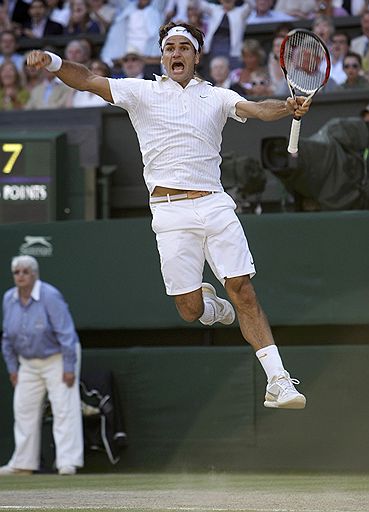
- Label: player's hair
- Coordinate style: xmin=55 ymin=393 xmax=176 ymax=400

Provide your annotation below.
xmin=11 ymin=255 xmax=39 ymax=276
xmin=159 ymin=22 xmax=204 ymax=53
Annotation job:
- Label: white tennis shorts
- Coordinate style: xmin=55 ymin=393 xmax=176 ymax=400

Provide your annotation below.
xmin=150 ymin=191 xmax=256 ymax=295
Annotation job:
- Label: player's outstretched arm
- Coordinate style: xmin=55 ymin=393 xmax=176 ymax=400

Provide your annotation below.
xmin=27 ymin=50 xmax=113 ymax=103
xmin=235 ymin=97 xmax=310 ymax=121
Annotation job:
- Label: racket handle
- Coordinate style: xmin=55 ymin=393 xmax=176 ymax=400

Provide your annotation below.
xmin=288 ymin=117 xmax=301 ymax=154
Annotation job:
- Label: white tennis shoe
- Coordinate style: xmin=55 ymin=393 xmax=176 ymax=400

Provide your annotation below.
xmin=264 ymin=371 xmax=306 ymax=409
xmin=0 ymin=465 xmax=32 ymax=475
xmin=201 ymin=282 xmax=235 ymax=325
xmin=58 ymin=465 xmax=76 ymax=475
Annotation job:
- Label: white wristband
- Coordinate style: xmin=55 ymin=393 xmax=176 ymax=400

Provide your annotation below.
xmin=44 ymin=51 xmax=62 ymax=72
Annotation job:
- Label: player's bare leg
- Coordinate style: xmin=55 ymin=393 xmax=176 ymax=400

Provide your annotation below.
xmin=225 ymin=275 xmax=273 ymax=351
xmin=225 ymin=275 xmax=305 ymax=409
xmin=174 ymin=289 xmax=204 ymax=323
xmin=175 ymin=284 xmax=235 ymax=326
xmin=174 ymin=279 xmax=305 ymax=409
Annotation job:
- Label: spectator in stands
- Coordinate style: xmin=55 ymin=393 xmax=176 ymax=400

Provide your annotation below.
xmin=267 ymin=32 xmax=285 ymax=94
xmin=309 ymin=0 xmax=349 ymax=17
xmin=351 ymin=0 xmax=369 ymax=15
xmin=22 ymin=0 xmax=63 ymax=38
xmin=0 ymin=256 xmax=83 ymax=476
xmin=0 ymin=4 xmax=13 ymax=32
xmin=186 ymin=0 xmax=205 ymax=32
xmin=90 ymin=56 xmax=109 ymax=76
xmin=23 ymin=52 xmax=44 ymax=91
xmin=311 ymin=14 xmax=334 ymax=52
xmin=194 ymin=0 xmax=253 ymax=73
xmin=67 ymin=58 xmax=109 ymax=106
xmin=78 ymin=35 xmax=98 ymax=59
xmin=110 ymin=48 xmax=151 ymax=78
xmin=209 ymin=55 xmax=231 ymax=87
xmin=340 ymin=51 xmax=369 ymax=89
xmin=79 ymin=36 xmax=96 ymax=60
xmin=64 ymin=38 xmax=91 ymax=65
xmin=273 ymin=21 xmax=293 ymax=38
xmin=243 ymin=69 xmax=272 ymax=97
xmin=273 ymin=0 xmax=315 ymax=19
xmin=100 ymin=0 xmax=163 ymax=67
xmin=46 ymin=0 xmax=71 ymax=27
xmin=350 ymin=9 xmax=369 ymax=77
xmin=229 ymin=38 xmax=268 ymax=97
xmin=246 ymin=0 xmax=296 ymax=24
xmin=120 ymin=48 xmax=152 ymax=78
xmin=0 ymin=61 xmax=29 ymax=109
xmin=6 ymin=0 xmax=31 ymax=29
xmin=330 ymin=31 xmax=350 ymax=85
xmin=0 ymin=30 xmax=24 ymax=71
xmin=164 ymin=0 xmax=189 ymax=23
xmin=88 ymin=0 xmax=116 ymax=33
xmin=65 ymin=0 xmax=101 ymax=34
xmin=25 ymin=65 xmax=70 ymax=108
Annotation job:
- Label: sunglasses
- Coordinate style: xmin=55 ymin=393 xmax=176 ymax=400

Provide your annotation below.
xmin=251 ymin=80 xmax=267 ymax=86
xmin=344 ymin=63 xmax=359 ymax=69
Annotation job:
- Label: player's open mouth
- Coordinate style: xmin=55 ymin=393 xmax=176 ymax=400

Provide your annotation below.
xmin=172 ymin=62 xmax=184 ymax=72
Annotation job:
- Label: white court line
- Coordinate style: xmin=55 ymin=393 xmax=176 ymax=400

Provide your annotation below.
xmin=0 ymin=507 xmax=359 ymax=512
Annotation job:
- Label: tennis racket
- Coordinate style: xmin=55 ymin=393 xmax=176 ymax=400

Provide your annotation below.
xmin=280 ymin=28 xmax=331 ymax=154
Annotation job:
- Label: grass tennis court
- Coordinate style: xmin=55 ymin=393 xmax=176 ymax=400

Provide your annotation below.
xmin=0 ymin=472 xmax=369 ymax=512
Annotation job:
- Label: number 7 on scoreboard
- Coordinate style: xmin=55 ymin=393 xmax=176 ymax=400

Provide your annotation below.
xmin=2 ymin=143 xmax=23 ymax=174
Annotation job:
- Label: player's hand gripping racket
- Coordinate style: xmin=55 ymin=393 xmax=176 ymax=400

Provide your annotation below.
xmin=280 ymin=28 xmax=331 ymax=153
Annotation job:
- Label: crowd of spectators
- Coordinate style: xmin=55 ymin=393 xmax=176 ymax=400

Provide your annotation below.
xmin=0 ymin=0 xmax=368 ymax=111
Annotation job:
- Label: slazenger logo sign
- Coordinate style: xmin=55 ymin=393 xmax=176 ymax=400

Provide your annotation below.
xmin=19 ymin=236 xmax=53 ymax=257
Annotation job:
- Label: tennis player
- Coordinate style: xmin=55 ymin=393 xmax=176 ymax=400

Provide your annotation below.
xmin=27 ymin=22 xmax=310 ymax=409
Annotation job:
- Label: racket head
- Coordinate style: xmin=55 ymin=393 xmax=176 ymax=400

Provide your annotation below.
xmin=280 ymin=28 xmax=331 ymax=95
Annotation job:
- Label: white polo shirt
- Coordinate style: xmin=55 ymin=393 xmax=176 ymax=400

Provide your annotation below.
xmin=108 ymin=75 xmax=247 ymax=194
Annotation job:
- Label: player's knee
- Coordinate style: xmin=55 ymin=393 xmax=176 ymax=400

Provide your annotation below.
xmin=226 ymin=276 xmax=258 ymax=310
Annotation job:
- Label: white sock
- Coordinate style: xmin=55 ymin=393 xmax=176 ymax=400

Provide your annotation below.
xmin=256 ymin=345 xmax=285 ymax=382
xmin=199 ymin=301 xmax=216 ymax=325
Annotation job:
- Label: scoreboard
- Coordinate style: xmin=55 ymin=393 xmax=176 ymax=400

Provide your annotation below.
xmin=0 ymin=132 xmax=67 ymax=223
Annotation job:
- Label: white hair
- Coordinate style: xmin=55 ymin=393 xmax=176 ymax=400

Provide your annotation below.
xmin=11 ymin=255 xmax=39 ymax=276
xmin=209 ymin=56 xmax=230 ymax=70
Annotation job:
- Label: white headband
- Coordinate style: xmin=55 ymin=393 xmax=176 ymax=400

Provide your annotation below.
xmin=161 ymin=26 xmax=200 ymax=52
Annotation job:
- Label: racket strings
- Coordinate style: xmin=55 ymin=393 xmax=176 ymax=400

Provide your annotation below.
xmin=284 ymin=32 xmax=327 ymax=93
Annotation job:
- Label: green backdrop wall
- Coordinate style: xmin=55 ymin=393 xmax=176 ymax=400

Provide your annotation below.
xmin=0 ymin=212 xmax=368 ymax=329
xmin=1 ymin=345 xmax=369 ymax=472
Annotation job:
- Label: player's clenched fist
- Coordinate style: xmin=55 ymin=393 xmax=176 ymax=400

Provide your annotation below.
xmin=26 ymin=50 xmax=51 ymax=69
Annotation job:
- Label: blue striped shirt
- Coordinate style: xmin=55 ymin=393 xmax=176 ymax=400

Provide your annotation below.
xmin=1 ymin=280 xmax=78 ymax=374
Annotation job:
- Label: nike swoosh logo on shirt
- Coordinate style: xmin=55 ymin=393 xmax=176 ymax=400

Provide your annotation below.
xmin=199 ymin=95 xmax=208 ymax=98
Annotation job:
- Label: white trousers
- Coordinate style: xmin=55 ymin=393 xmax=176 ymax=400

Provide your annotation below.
xmin=8 ymin=348 xmax=84 ymax=471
